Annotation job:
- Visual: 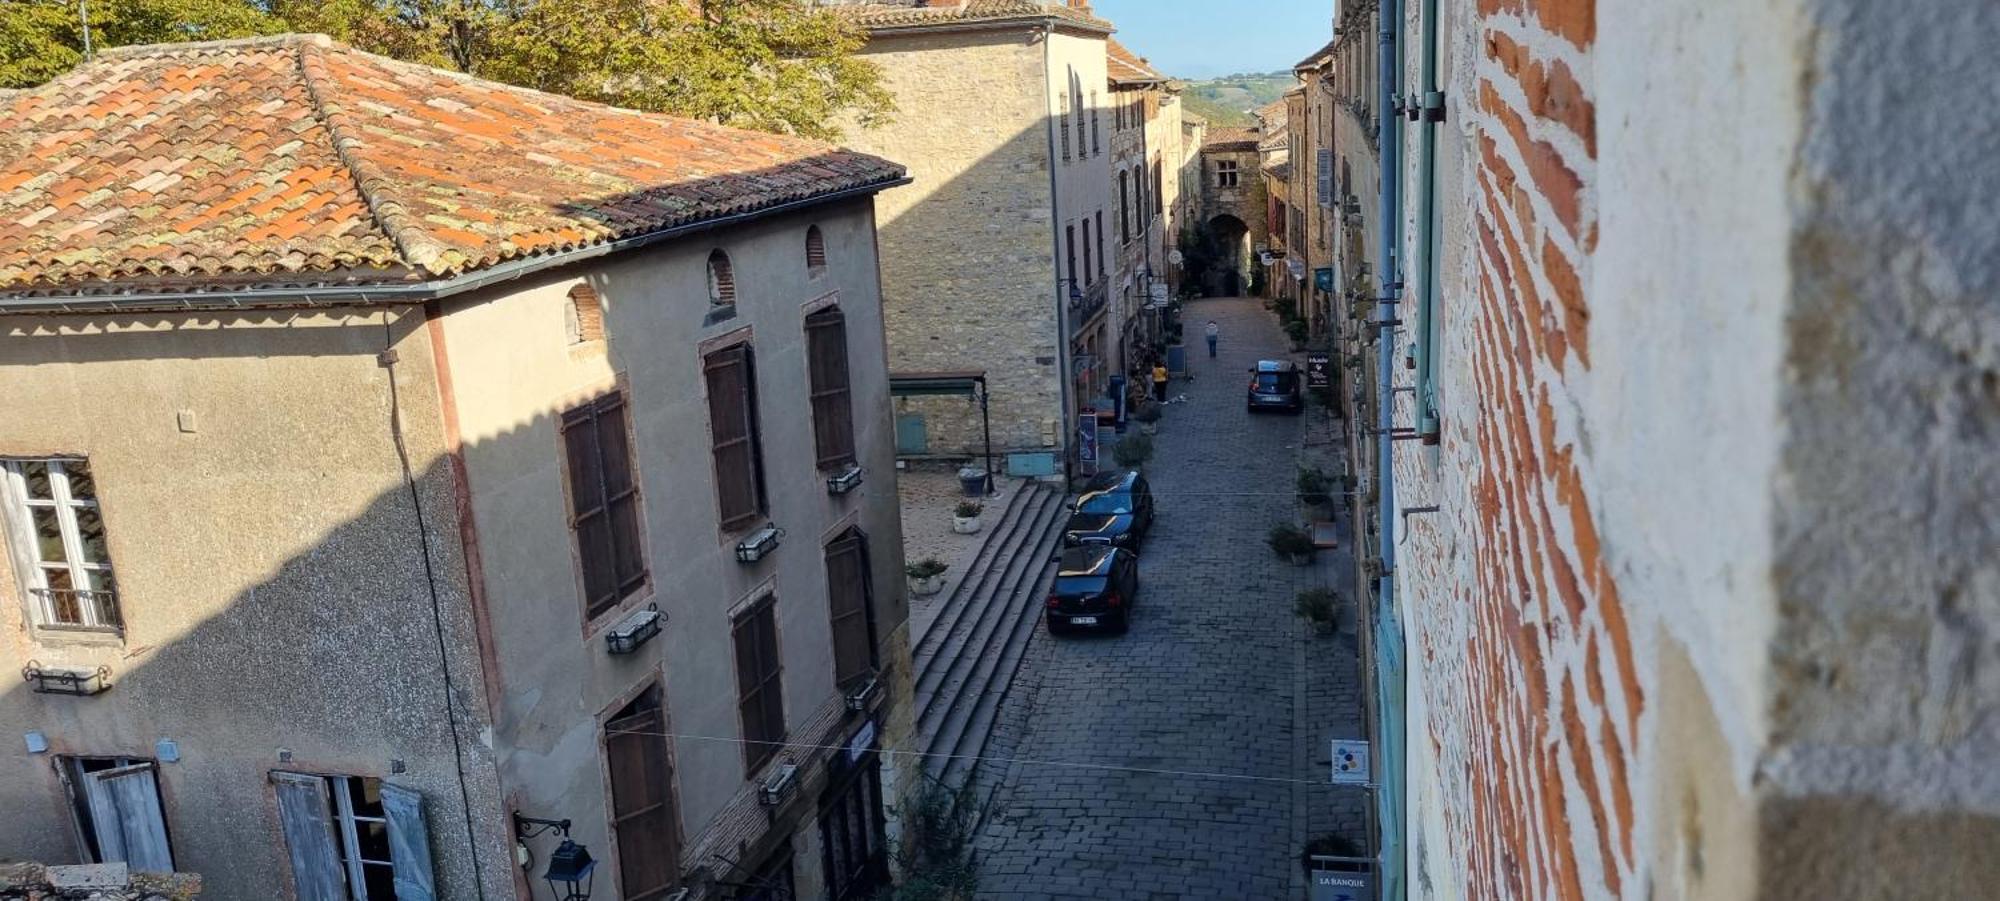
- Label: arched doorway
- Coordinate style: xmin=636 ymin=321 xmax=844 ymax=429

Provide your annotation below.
xmin=1205 ymin=214 xmax=1250 ymax=296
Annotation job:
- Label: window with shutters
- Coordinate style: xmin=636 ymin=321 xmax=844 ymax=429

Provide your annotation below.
xmin=1090 ymin=90 xmax=1101 ymax=155
xmin=1065 ymin=225 xmax=1077 ymax=286
xmin=60 ymin=756 xmax=173 ymax=873
xmin=707 ymin=250 xmax=737 ymax=310
xmin=561 ymin=392 xmax=648 ymax=620
xmin=1152 ymin=159 xmax=1164 ymax=216
xmin=565 ymin=284 xmax=605 ymax=346
xmin=805 ymin=226 xmax=828 ymax=279
xmin=806 ymin=307 xmax=856 ymax=470
xmin=704 ymin=343 xmax=767 ymax=532
xmin=824 ymin=529 xmax=877 ymax=688
xmin=1 ymin=458 xmax=120 ymax=631
xmin=604 ymin=685 xmax=682 ymax=901
xmin=1058 ymin=92 xmax=1070 ymax=160
xmin=732 ymin=595 xmax=786 ymax=774
xmin=1082 ymin=219 xmax=1093 ymax=286
xmin=1118 ymin=171 xmax=1131 ymax=245
xmin=1095 ymin=211 xmax=1106 ymax=277
xmin=272 ymin=772 xmax=435 ymax=901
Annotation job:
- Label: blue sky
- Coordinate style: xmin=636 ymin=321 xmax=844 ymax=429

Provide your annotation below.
xmin=1089 ymin=0 xmax=1332 ymax=80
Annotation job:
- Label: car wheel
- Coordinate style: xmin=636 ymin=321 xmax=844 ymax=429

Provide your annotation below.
xmin=1112 ymin=610 xmax=1131 ymax=634
xmin=1046 ymin=615 xmax=1068 ymax=636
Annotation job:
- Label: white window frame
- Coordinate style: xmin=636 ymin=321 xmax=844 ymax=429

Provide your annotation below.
xmin=328 ymin=775 xmax=396 ymax=897
xmin=1 ymin=458 xmax=117 ymax=630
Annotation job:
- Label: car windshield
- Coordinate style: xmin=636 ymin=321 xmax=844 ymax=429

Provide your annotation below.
xmin=1053 ymin=575 xmax=1107 ymax=595
xmin=1076 ymin=493 xmax=1131 ymax=515
xmin=1255 ymin=373 xmax=1296 ymax=392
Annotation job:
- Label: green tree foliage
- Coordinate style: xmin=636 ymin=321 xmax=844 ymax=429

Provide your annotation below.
xmin=1 ymin=0 xmax=281 ymax=86
xmin=4 ymin=0 xmax=891 ymax=140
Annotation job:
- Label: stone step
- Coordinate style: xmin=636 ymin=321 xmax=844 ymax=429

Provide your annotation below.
xmin=930 ymin=518 xmax=1064 ymax=789
xmin=913 ymin=484 xmax=1062 ymax=720
xmin=909 ymin=482 xmax=1048 ymax=666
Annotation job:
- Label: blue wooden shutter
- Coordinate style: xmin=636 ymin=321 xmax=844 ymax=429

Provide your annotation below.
xmin=274 ymin=772 xmax=347 ymax=901
xmin=381 ymin=783 xmax=438 ymax=901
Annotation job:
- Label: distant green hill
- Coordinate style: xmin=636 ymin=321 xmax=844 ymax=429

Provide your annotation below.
xmin=1181 ymin=71 xmax=1295 ymax=127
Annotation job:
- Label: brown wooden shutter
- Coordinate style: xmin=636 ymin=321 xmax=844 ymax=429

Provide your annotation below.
xmin=806 ymin=308 xmax=856 ymax=469
xmin=806 ymin=227 xmax=828 ymax=274
xmin=705 ymin=346 xmax=764 ymax=530
xmin=732 ymin=598 xmax=785 ymax=773
xmin=606 ymin=689 xmax=680 ymax=901
xmin=563 ymin=394 xmax=647 ymax=618
xmin=824 ymin=533 xmax=875 ymax=687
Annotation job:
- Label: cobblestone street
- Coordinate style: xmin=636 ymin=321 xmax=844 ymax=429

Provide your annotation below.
xmin=973 ymin=297 xmax=1368 ymax=900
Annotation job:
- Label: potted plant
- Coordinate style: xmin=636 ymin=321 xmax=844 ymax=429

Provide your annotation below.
xmin=1294 ymin=588 xmax=1338 ymax=635
xmin=906 ymin=558 xmax=949 ymax=597
xmin=1267 ymin=523 xmax=1316 ymax=565
xmin=951 ymin=500 xmax=983 ymax=534
xmin=1133 ymin=402 xmax=1162 ymax=436
xmin=1111 ymin=432 xmax=1154 ymax=470
xmin=1296 ymin=466 xmax=1333 ymax=509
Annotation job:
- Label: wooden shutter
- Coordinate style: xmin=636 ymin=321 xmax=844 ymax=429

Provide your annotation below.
xmin=274 ymin=772 xmax=347 ymax=901
xmin=824 ymin=533 xmax=875 ymax=687
xmin=84 ymin=764 xmax=173 ymax=873
xmin=806 ymin=308 xmax=856 ymax=469
xmin=705 ymin=346 xmax=764 ymax=530
xmin=567 ymin=284 xmax=605 ymax=344
xmin=605 ymin=692 xmax=679 ymax=901
xmin=380 ymin=783 xmax=437 ymax=901
xmin=806 ymin=227 xmax=828 ymax=273
xmin=564 ymin=394 xmax=647 ymax=618
xmin=732 ymin=598 xmax=785 ymax=773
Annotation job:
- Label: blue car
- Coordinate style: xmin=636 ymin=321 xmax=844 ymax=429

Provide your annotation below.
xmin=1246 ymin=360 xmax=1305 ymax=414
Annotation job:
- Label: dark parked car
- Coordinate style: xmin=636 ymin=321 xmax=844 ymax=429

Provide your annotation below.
xmin=1046 ymin=545 xmax=1138 ymax=634
xmin=1062 ymin=469 xmax=1155 ymax=549
xmin=1246 ymin=359 xmax=1304 ymax=413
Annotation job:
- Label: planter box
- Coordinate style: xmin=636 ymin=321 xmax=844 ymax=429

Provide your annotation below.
xmin=909 ymin=575 xmax=945 ymax=597
xmin=951 ymin=515 xmax=982 ymax=535
xmin=1288 ymin=552 xmax=1316 ymax=567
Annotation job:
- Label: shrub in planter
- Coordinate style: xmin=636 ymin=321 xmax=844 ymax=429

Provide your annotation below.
xmin=1133 ymin=403 xmax=1162 ymax=435
xmin=1267 ymin=523 xmax=1316 ymax=562
xmin=951 ymin=501 xmax=983 ymax=534
xmin=1296 ymin=467 xmax=1333 ymax=507
xmin=1111 ymin=432 xmax=1154 ymax=469
xmin=1295 ymin=588 xmax=1338 ymax=634
xmin=1284 ymin=319 xmax=1310 ymax=346
xmin=906 ymin=558 xmax=949 ymax=596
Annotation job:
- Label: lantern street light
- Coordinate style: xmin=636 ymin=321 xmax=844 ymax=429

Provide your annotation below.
xmin=514 ymin=813 xmax=597 ymax=901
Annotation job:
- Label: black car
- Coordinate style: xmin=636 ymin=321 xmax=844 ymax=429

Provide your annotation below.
xmin=1246 ymin=360 xmax=1305 ymax=413
xmin=1062 ymin=469 xmax=1155 ymax=549
xmin=1046 ymin=545 xmax=1138 ymax=634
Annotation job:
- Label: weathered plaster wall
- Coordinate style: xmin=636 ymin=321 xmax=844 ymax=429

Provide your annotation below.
xmin=839 ymin=28 xmax=1065 ymax=456
xmin=439 ymin=199 xmax=910 ymax=894
xmin=0 ymin=309 xmax=508 ymax=899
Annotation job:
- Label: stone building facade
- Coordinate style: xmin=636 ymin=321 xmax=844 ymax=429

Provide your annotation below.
xmin=831 ymin=1 xmax=1119 ymax=470
xmin=1194 ymin=127 xmax=1269 ymax=297
xmin=1320 ymin=0 xmax=2000 ymax=897
xmin=1106 ymin=39 xmax=1181 ymax=372
xmin=0 ymin=36 xmax=914 ymax=901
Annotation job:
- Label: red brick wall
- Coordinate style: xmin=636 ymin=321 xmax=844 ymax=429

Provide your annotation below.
xmin=1401 ymin=0 xmax=1643 ymax=896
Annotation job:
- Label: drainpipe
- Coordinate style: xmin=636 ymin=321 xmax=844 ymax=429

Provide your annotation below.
xmin=1372 ymin=0 xmax=1407 ymax=898
xmin=1412 ymin=0 xmax=1444 ymax=444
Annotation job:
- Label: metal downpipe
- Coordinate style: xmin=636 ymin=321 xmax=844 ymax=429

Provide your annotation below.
xmin=1373 ymin=0 xmax=1408 ymax=898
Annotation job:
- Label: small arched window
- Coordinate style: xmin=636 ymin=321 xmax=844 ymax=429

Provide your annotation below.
xmin=565 ymin=283 xmax=604 ymax=345
xmin=805 ymin=226 xmax=828 ymax=278
xmin=707 ymin=250 xmax=736 ymax=308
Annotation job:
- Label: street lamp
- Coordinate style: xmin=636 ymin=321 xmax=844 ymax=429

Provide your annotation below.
xmin=514 ymin=813 xmax=597 ymax=901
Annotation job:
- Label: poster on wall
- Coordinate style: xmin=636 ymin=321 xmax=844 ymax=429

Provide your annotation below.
xmin=1307 ymin=352 xmax=1331 ymax=390
xmin=1077 ymin=414 xmax=1100 ymax=477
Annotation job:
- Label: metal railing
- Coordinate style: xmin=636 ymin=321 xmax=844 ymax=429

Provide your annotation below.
xmin=1067 ymin=279 xmax=1109 ymax=335
xmin=31 ymin=587 xmax=120 ymax=630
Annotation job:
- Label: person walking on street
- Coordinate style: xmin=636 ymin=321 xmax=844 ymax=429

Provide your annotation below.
xmin=1152 ymin=361 xmax=1169 ymax=402
xmin=1205 ymin=320 xmax=1220 ymax=358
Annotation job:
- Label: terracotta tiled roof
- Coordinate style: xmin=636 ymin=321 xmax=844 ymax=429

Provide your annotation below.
xmin=0 ymin=35 xmax=907 ymax=296
xmin=1107 ymin=39 xmax=1165 ymax=85
xmin=1295 ymin=39 xmax=1337 ymax=71
xmin=1203 ymin=127 xmax=1261 ymax=151
xmin=835 ymin=1 xmax=1113 ymax=34
xmin=1257 ymin=98 xmax=1290 ymax=127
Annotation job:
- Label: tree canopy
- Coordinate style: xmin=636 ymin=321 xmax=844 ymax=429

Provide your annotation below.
xmin=0 ymin=0 xmax=892 ymax=140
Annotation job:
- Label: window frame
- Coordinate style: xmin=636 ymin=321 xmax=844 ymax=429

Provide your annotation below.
xmin=1 ymin=457 xmax=120 ymax=632
xmin=558 ymin=391 xmax=651 ymax=623
xmin=706 ymin=249 xmax=738 ymax=315
xmin=1095 ymin=211 xmax=1107 ymax=278
xmin=1118 ymin=171 xmax=1131 ymax=245
xmin=1216 ymin=159 xmax=1240 ymax=188
xmin=602 ymin=681 xmax=683 ymax=901
xmin=731 ymin=594 xmax=787 ymax=775
xmin=805 ymin=226 xmax=828 ymax=280
xmin=703 ymin=341 xmax=769 ymax=534
xmin=565 ymin=283 xmax=606 ymax=346
xmin=824 ymin=529 xmax=878 ymax=689
xmin=1082 ymin=218 xmax=1093 ymax=287
xmin=805 ymin=307 xmax=857 ymax=471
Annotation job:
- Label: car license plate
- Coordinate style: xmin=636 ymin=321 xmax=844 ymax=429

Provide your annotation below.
xmin=1071 ymin=616 xmax=1098 ymax=626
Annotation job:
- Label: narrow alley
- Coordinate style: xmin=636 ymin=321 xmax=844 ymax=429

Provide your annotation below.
xmin=972 ymin=297 xmax=1368 ymax=899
